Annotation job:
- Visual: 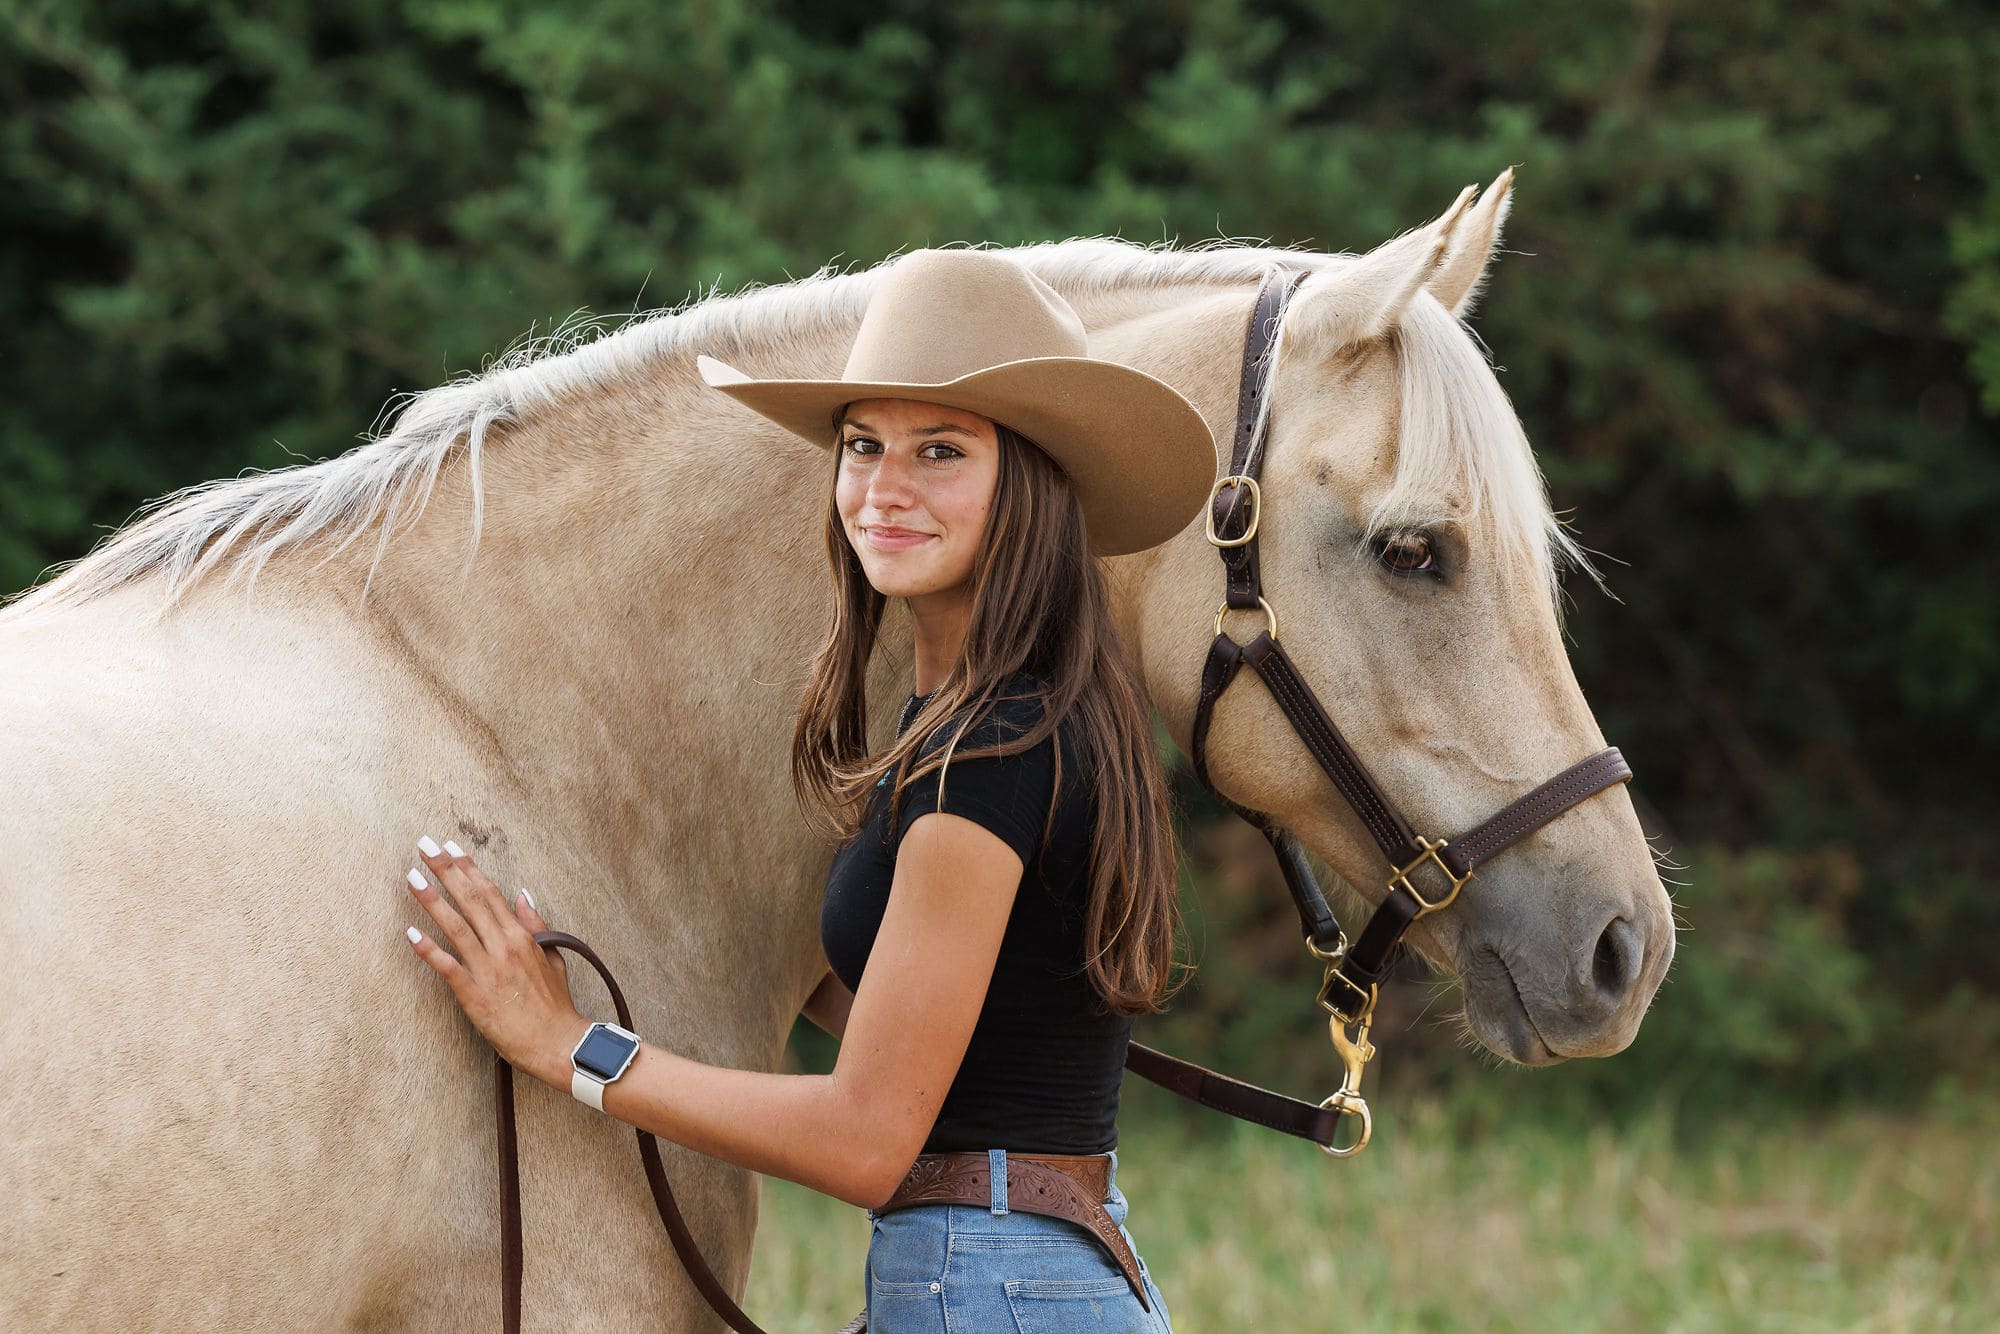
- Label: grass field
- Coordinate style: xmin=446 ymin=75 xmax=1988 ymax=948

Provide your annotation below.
xmin=742 ymin=1087 xmax=1996 ymax=1332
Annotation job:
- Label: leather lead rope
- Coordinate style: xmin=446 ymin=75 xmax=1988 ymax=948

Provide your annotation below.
xmin=497 ymin=929 xmax=769 ymax=1334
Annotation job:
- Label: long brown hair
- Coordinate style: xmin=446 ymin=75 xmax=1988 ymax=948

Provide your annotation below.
xmin=790 ymin=410 xmax=1187 ymax=1016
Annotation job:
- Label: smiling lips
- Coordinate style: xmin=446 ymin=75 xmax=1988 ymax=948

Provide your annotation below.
xmin=863 ymin=526 xmax=935 ymax=551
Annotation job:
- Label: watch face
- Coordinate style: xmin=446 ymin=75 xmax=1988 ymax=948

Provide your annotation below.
xmin=573 ymin=1025 xmax=639 ymax=1081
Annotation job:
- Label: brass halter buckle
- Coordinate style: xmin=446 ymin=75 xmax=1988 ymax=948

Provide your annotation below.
xmin=1315 ymin=967 xmax=1376 ymax=1029
xmin=1204 ymin=474 xmax=1262 ymax=547
xmin=1309 ymin=926 xmax=1372 ymax=1026
xmin=1388 ymin=834 xmax=1474 ymax=916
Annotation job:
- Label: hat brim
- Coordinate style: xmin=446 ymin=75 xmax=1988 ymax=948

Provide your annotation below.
xmin=697 ymin=353 xmax=1218 ymax=557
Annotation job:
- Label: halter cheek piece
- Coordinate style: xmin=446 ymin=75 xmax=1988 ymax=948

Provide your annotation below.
xmin=485 ymin=268 xmax=1635 ymax=1334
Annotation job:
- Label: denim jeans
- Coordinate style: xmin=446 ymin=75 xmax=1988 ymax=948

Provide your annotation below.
xmin=863 ymin=1148 xmax=1173 ymax=1332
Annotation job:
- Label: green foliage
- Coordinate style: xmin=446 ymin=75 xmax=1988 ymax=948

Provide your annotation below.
xmin=3 ymin=0 xmax=1993 ymax=1115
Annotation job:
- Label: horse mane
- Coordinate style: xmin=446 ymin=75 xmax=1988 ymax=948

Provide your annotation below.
xmin=0 ymin=237 xmax=1572 ymax=622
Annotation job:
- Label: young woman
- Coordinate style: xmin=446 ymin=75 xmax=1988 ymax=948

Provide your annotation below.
xmin=399 ymin=248 xmax=1218 ymax=1331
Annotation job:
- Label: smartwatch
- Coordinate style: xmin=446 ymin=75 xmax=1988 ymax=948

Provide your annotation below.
xmin=569 ymin=1021 xmax=643 ymax=1111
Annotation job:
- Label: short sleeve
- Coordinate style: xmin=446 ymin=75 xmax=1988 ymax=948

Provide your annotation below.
xmin=892 ymin=697 xmax=1054 ymax=867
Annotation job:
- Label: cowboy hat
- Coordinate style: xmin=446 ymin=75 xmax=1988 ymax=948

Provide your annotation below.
xmin=695 ymin=247 xmax=1218 ymax=557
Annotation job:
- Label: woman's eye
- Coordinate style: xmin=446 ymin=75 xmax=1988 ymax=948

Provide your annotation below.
xmin=1374 ymin=531 xmax=1438 ymax=575
xmin=838 ymin=438 xmax=958 ymax=460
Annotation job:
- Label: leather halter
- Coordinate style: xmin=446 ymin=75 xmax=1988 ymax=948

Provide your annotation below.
xmin=1124 ymin=266 xmax=1634 ymax=1152
xmin=487 ymin=267 xmax=1636 ymax=1332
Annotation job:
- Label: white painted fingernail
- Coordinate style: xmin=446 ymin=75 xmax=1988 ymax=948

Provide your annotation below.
xmin=406 ymin=926 xmax=422 ymax=944
xmin=417 ymin=835 xmax=442 ymax=857
xmin=443 ymin=840 xmax=465 ymax=857
xmin=406 ymin=868 xmax=427 ymax=891
xmin=519 ymin=888 xmax=535 ymax=910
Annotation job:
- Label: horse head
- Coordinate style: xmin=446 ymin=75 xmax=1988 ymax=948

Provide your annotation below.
xmin=1128 ymin=173 xmax=1674 ymax=1065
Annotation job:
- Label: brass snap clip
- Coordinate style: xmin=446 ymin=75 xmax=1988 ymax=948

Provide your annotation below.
xmin=1309 ymin=935 xmax=1376 ymax=1158
xmin=1318 ymin=1016 xmax=1376 ymax=1158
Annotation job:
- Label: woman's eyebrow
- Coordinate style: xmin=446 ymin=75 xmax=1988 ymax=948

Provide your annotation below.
xmin=840 ymin=419 xmax=979 ymax=439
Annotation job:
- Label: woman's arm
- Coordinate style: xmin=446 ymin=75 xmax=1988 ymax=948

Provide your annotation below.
xmin=570 ymin=811 xmax=1018 ymax=1208
xmin=801 ymin=967 xmax=854 ymax=1039
xmin=404 ymin=817 xmax=1014 ymax=1207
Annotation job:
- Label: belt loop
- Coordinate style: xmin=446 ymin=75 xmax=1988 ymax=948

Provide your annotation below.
xmin=988 ymin=1149 xmax=1008 ymax=1215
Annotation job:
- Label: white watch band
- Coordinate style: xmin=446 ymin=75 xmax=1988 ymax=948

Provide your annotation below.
xmin=571 ymin=1068 xmax=608 ymax=1112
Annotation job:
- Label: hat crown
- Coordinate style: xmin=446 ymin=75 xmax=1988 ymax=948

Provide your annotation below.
xmin=841 ymin=249 xmax=1086 ymax=386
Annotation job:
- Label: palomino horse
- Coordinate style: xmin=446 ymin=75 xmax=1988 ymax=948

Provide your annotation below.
xmin=0 ymin=170 xmax=1672 ymax=1328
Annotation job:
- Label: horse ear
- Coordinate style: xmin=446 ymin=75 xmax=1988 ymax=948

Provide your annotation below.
xmin=1426 ymin=168 xmax=1515 ymax=319
xmin=1286 ymin=183 xmax=1479 ymax=349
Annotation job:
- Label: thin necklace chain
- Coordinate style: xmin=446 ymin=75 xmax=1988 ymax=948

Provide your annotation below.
xmin=899 ymin=683 xmax=939 ymax=732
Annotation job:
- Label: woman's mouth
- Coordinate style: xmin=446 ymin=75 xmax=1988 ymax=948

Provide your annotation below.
xmin=863 ymin=527 xmax=936 ymax=551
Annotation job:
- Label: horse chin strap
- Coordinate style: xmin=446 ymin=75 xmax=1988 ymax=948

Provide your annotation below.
xmin=1127 ymin=266 xmax=1635 ymax=1157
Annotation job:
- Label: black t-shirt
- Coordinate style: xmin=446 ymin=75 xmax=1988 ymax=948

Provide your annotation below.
xmin=820 ymin=673 xmax=1133 ymax=1155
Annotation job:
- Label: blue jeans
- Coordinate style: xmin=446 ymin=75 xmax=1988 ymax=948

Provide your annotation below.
xmin=863 ymin=1148 xmax=1173 ymax=1332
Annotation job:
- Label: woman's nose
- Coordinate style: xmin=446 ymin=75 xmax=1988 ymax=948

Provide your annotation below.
xmin=867 ymin=451 xmax=921 ymax=506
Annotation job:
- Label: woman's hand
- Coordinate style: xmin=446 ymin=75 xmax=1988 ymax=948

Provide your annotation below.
xmin=401 ymin=836 xmax=590 ymax=1091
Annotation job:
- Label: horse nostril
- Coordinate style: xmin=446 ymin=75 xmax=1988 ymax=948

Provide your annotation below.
xmin=1592 ymin=915 xmax=1638 ymax=1005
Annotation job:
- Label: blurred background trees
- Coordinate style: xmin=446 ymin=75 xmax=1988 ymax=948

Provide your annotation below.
xmin=4 ymin=0 xmax=1994 ymax=1123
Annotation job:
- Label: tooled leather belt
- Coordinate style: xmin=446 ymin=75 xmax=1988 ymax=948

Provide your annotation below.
xmin=874 ymin=1150 xmax=1149 ymax=1312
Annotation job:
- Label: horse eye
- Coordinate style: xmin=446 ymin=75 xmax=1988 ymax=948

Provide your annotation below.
xmin=1374 ymin=531 xmax=1437 ymax=575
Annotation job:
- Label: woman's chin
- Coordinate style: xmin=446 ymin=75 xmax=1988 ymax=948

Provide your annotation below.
xmin=871 ymin=576 xmax=945 ymax=599
xmin=862 ymin=558 xmax=967 ymax=600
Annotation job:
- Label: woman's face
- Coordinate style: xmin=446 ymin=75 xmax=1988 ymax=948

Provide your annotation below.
xmin=835 ymin=397 xmax=1000 ymax=600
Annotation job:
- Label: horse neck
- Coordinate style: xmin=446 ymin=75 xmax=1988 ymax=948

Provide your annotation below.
xmin=324 ymin=271 xmax=1251 ymax=791
xmin=331 ymin=354 xmax=842 ymax=791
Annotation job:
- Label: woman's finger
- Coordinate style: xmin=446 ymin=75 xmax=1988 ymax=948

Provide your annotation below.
xmin=514 ymin=889 xmax=566 ymax=981
xmin=418 ymin=836 xmax=509 ymax=949
xmin=405 ymin=864 xmax=481 ymax=960
xmin=404 ymin=924 xmax=466 ymax=992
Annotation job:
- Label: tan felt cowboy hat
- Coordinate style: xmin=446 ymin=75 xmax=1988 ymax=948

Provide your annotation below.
xmin=696 ymin=247 xmax=1218 ymax=557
